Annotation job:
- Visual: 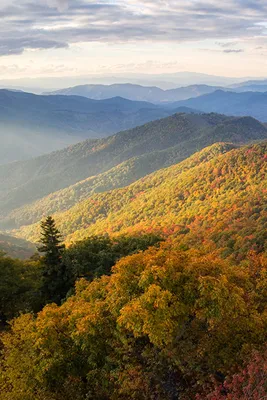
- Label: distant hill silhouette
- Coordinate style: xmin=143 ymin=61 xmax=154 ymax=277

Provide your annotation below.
xmin=46 ymin=83 xmax=222 ymax=103
xmin=173 ymin=90 xmax=267 ymax=121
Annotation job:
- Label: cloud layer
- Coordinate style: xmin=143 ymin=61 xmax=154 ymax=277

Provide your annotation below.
xmin=0 ymin=0 xmax=267 ymax=56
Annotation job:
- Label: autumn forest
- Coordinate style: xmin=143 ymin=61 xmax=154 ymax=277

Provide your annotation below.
xmin=0 ymin=126 xmax=267 ymax=398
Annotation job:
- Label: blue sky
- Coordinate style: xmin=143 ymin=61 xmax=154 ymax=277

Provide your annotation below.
xmin=1 ymin=0 xmax=267 ymax=82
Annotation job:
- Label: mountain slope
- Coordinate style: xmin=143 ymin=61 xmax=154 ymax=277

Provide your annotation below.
xmin=173 ymin=90 xmax=267 ymax=121
xmin=1 ymin=143 xmax=236 ymax=229
xmin=0 ymin=90 xmax=174 ymax=163
xmin=16 ymin=141 xmax=267 ymax=259
xmin=47 ymin=83 xmax=222 ymax=103
xmin=0 ymin=113 xmax=266 ymax=218
xmin=0 ymin=233 xmax=35 ymax=259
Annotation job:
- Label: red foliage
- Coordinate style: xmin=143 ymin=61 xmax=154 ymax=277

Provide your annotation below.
xmin=204 ymin=347 xmax=267 ymax=399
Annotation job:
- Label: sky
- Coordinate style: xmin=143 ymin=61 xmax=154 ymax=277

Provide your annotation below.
xmin=1 ymin=0 xmax=267 ymax=87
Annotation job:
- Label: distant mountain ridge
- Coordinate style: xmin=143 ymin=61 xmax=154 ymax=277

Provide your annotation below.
xmin=231 ymin=79 xmax=267 ymax=88
xmin=234 ymin=84 xmax=267 ymax=92
xmin=172 ymin=90 xmax=267 ymax=121
xmin=0 ymin=71 xmax=258 ymax=91
xmin=46 ymin=83 xmax=223 ymax=103
xmin=1 ymin=112 xmax=266 ymax=230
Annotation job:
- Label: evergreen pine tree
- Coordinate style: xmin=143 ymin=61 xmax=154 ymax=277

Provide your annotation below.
xmin=38 ymin=216 xmax=67 ymax=305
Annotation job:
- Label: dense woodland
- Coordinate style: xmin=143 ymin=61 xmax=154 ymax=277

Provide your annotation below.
xmin=0 ymin=220 xmax=266 ymax=399
xmin=0 ymin=135 xmax=266 ymax=399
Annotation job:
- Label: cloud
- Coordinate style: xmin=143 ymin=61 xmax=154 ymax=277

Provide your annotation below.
xmin=0 ymin=38 xmax=68 ymax=56
xmin=216 ymin=41 xmax=239 ymax=48
xmin=0 ymin=1 xmax=267 ymax=56
xmin=223 ymin=49 xmax=244 ymax=53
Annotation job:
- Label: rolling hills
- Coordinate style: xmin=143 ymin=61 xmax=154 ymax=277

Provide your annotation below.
xmin=173 ymin=90 xmax=267 ymax=121
xmin=0 ymin=113 xmax=266 ymax=225
xmin=16 ymin=141 xmax=267 ymax=260
xmin=0 ymin=90 xmax=174 ymax=163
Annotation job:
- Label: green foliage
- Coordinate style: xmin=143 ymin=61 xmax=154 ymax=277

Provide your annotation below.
xmin=0 ymin=231 xmax=162 ymax=323
xmin=39 ymin=216 xmax=67 ymax=305
xmin=0 ymin=253 xmax=41 ymax=322
xmin=63 ymin=233 xmax=163 ymax=291
xmin=39 ymin=216 xmax=65 ymax=265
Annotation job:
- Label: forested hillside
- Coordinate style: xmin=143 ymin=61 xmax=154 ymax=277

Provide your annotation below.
xmin=0 ymin=143 xmax=236 ymax=229
xmin=0 ymin=113 xmax=266 ymax=221
xmin=16 ymin=141 xmax=267 ymax=260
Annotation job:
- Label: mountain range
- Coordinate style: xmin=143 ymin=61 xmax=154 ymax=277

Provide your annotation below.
xmin=3 ymin=80 xmax=267 ymax=164
xmin=0 ymin=71 xmax=256 ymax=92
xmin=1 ymin=112 xmax=266 ymax=232
xmin=46 ymin=81 xmax=267 ymax=103
xmin=0 ymin=90 xmax=176 ymax=163
xmin=46 ymin=83 xmax=222 ymax=103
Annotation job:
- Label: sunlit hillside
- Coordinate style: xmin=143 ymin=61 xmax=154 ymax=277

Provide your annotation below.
xmin=16 ymin=141 xmax=267 ymax=260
